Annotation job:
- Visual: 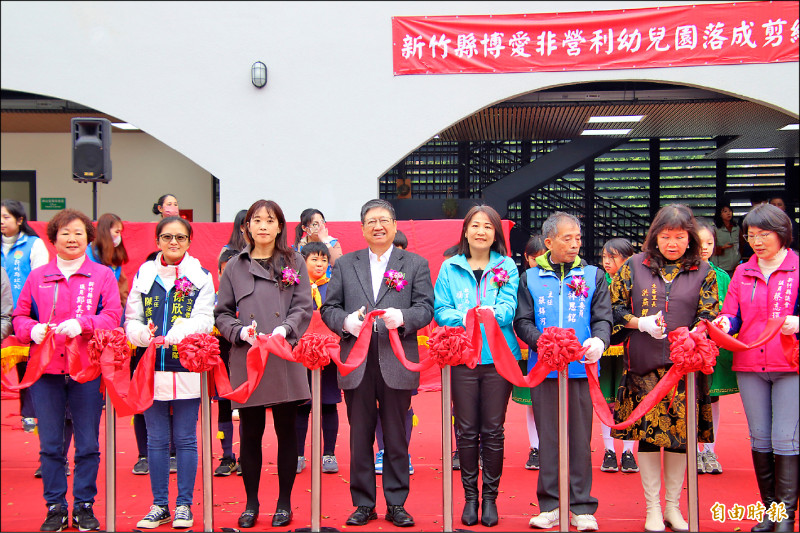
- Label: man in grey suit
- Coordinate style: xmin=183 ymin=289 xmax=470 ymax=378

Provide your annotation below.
xmin=321 ymin=199 xmax=434 ymax=528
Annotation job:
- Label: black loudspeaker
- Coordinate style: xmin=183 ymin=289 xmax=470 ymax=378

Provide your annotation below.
xmin=71 ymin=117 xmax=111 ymax=183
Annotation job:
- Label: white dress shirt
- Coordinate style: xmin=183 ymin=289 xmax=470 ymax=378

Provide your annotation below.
xmin=368 ymin=245 xmax=394 ymax=302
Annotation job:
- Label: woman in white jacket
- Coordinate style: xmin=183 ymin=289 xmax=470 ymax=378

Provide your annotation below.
xmin=124 ymin=216 xmax=215 ymax=530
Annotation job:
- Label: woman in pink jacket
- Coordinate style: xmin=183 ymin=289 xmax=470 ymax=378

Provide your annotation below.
xmin=713 ymin=203 xmax=798 ymax=533
xmin=12 ymin=209 xmax=121 ymax=533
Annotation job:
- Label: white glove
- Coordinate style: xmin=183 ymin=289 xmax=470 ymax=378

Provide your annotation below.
xmin=638 ymin=311 xmax=666 ymax=340
xmin=271 ymin=326 xmax=287 ymax=339
xmin=582 ymin=337 xmax=605 ymax=363
xmin=31 ymin=323 xmax=50 ymax=344
xmin=381 ymin=307 xmax=404 ymax=330
xmin=55 ymin=319 xmax=82 ymax=338
xmin=344 ymin=306 xmax=365 ymax=337
xmin=711 ymin=316 xmax=731 ymax=334
xmin=239 ymin=325 xmax=256 ymax=345
xmin=781 ymin=315 xmax=799 ymax=336
xmin=127 ymin=322 xmax=154 ymax=347
xmin=164 ymin=323 xmax=186 ymax=347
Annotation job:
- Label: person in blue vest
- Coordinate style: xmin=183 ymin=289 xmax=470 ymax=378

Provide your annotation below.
xmin=124 ymin=216 xmax=215 ymax=530
xmin=434 ymin=205 xmax=520 ymax=528
xmin=1 ymin=198 xmax=50 ymax=433
xmin=514 ymin=211 xmax=611 ymax=533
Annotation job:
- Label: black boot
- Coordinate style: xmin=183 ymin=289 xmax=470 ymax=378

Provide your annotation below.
xmin=459 ymin=444 xmax=480 ymax=526
xmin=751 ymin=451 xmax=776 ymax=533
xmin=480 ymin=446 xmax=503 ymax=527
xmin=461 ymin=500 xmax=478 ymax=526
xmin=773 ymin=454 xmax=798 ymax=532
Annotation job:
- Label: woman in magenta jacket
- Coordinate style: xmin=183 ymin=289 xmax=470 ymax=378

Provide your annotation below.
xmin=12 ymin=209 xmax=122 ymax=532
xmin=713 ymin=203 xmax=798 ymax=533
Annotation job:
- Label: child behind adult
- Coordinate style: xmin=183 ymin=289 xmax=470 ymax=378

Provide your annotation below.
xmin=214 ymin=248 xmax=242 ymax=476
xmin=295 ymin=241 xmax=343 ymax=474
xmin=599 ymin=238 xmax=639 ymax=474
xmin=511 ymin=234 xmax=545 ymax=471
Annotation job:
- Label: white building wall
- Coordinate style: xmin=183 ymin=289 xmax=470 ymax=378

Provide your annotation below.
xmin=0 ymin=132 xmax=213 ymax=222
xmin=2 ymin=1 xmax=797 ymax=221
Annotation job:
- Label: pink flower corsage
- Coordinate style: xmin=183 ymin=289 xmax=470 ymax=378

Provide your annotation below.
xmin=567 ymin=276 xmax=588 ymax=298
xmin=174 ymin=276 xmax=194 ymax=298
xmin=384 ymin=270 xmax=408 ymax=291
xmin=281 ymin=266 xmax=300 ymax=288
xmin=490 ymin=266 xmax=510 ymax=289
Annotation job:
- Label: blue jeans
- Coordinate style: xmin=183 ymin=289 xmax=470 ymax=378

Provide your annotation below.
xmin=30 ymin=374 xmax=103 ymax=506
xmin=143 ymin=398 xmax=200 ymax=507
xmin=737 ymin=371 xmax=799 ymax=454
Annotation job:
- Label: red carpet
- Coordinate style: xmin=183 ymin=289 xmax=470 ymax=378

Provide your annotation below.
xmin=2 ymin=389 xmax=763 ymax=532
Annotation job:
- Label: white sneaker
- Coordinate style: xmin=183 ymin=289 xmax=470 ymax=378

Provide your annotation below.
xmin=529 ymin=509 xmax=559 ymax=529
xmin=570 ymin=513 xmax=599 ymax=532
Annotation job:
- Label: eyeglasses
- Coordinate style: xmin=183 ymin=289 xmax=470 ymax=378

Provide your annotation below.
xmin=306 ymin=221 xmax=324 ymax=230
xmin=744 ymin=232 xmax=773 ymax=244
xmin=364 ymin=217 xmax=394 ymax=228
xmin=159 ymin=233 xmax=189 ymax=243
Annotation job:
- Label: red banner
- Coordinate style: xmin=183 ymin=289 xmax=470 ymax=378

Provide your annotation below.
xmin=392 ymin=2 xmax=799 ymax=75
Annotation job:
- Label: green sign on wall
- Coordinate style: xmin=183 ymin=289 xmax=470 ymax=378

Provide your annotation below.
xmin=40 ymin=197 xmax=66 ymax=210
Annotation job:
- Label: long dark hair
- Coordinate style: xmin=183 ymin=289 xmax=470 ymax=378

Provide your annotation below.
xmin=642 ymin=204 xmax=702 ymax=275
xmin=244 ymin=200 xmax=296 ymax=272
xmin=602 ymin=237 xmax=635 ymax=259
xmin=226 ymin=209 xmax=248 ymax=251
xmin=455 ymin=205 xmax=507 ymax=258
xmin=1 ymin=199 xmax=39 ymax=237
xmin=295 ymin=208 xmax=325 ymax=247
xmin=713 ymin=202 xmax=736 ymax=229
xmin=93 ymin=213 xmax=129 ymax=267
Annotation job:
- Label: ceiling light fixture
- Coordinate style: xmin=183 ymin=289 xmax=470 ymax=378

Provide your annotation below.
xmin=111 ymin=122 xmax=138 ymax=130
xmin=779 ymin=123 xmax=799 ymax=130
xmin=580 ymin=128 xmax=632 ymax=136
xmin=726 ymin=148 xmax=776 ymax=153
xmin=251 ymin=61 xmax=267 ymax=88
xmin=587 ymin=115 xmax=645 ymax=123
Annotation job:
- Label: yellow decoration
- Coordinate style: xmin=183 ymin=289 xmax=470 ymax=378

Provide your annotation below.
xmin=217 ymin=430 xmax=225 ymax=440
xmin=417 ymin=335 xmax=429 ymax=347
xmin=412 ymin=414 xmax=419 ymax=427
xmin=1 ymin=345 xmax=30 ymax=374
xmin=520 ymin=348 xmax=528 ymax=361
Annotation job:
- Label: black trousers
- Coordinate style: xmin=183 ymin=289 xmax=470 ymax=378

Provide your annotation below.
xmin=343 ymin=339 xmax=412 ymax=508
xmin=531 ymin=378 xmax=598 ymax=515
xmin=451 ymin=363 xmax=512 ymax=501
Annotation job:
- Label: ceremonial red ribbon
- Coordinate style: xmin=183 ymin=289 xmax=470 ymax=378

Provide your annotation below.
xmin=1 ymin=330 xmax=82 ymax=391
xmin=585 ymin=323 xmax=719 ymax=430
xmin=466 ymin=307 xmax=586 ymax=388
xmin=425 ymin=326 xmax=477 ymax=369
xmin=704 ymin=317 xmax=798 ymax=371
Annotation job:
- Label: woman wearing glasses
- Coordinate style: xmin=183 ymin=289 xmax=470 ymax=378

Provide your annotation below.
xmin=294 ymin=208 xmax=343 ymax=268
xmin=712 ymin=203 xmax=799 ymax=532
xmin=125 ymin=216 xmax=215 ymax=530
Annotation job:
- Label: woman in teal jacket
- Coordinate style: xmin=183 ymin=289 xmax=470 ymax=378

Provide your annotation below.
xmin=434 ymin=205 xmax=520 ymax=528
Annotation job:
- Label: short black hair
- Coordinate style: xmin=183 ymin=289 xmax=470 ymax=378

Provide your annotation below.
xmin=301 ymin=241 xmax=330 ymax=261
xmin=743 ymin=203 xmax=793 ymax=248
xmin=524 ymin=234 xmax=546 ymax=257
xmin=218 ymin=248 xmax=239 ymax=272
xmin=393 ymin=230 xmax=408 ymax=249
xmin=360 ymin=199 xmax=396 ymax=224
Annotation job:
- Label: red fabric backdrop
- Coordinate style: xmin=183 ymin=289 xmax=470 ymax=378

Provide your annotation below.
xmin=27 ymin=219 xmax=514 ymax=392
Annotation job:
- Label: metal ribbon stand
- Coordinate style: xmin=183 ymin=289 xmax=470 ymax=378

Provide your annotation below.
xmin=441 ymin=366 xmax=454 ymax=532
xmin=558 ymin=369 xmax=570 ymax=533
xmin=686 ymin=372 xmax=699 ymax=532
xmin=200 ymin=371 xmax=214 ymax=532
xmin=105 ymin=396 xmax=116 ymax=532
xmin=311 ymin=368 xmax=322 ymax=532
